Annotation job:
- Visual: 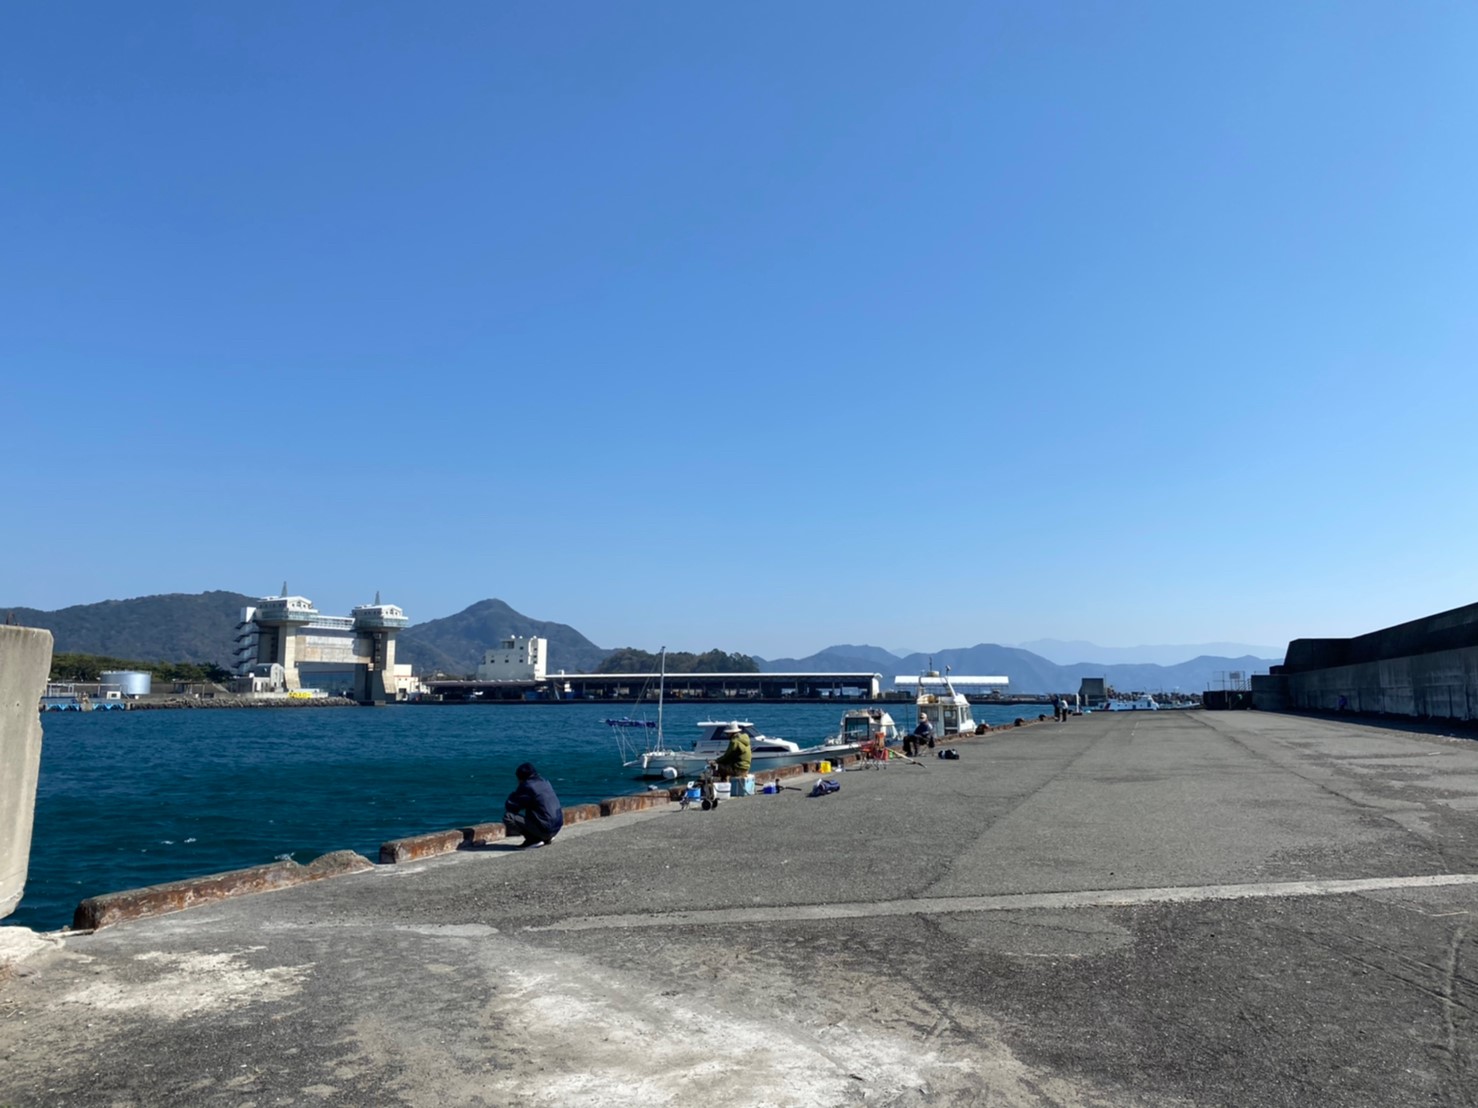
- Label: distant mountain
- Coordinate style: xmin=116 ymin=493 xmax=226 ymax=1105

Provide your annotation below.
xmin=893 ymin=644 xmax=1065 ymax=692
xmin=1061 ymin=655 xmax=1277 ymax=696
xmin=757 ymin=644 xmax=904 ymax=673
xmin=3 ymin=591 xmax=255 ymax=665
xmin=762 ymin=641 xmax=1279 ymax=694
xmin=1017 ymin=639 xmax=1285 ymax=667
xmin=6 ymin=592 xmax=611 ymax=677
xmin=396 ymin=598 xmax=609 ymax=676
xmin=7 ymin=590 xmax=1278 ymax=691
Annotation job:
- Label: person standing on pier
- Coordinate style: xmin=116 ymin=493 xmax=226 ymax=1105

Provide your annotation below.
xmin=504 ymin=762 xmax=564 ymax=848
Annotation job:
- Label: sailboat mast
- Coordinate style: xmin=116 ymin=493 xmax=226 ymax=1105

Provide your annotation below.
xmin=657 ymin=647 xmax=666 ymax=742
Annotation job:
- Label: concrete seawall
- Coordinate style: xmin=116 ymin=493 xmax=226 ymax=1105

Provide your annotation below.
xmin=0 ymin=625 xmax=54 ymax=920
xmin=1272 ymin=600 xmax=1478 ymax=720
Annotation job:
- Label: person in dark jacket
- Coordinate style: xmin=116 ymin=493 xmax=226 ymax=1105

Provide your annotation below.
xmin=905 ymin=715 xmax=934 ymax=757
xmin=504 ymin=762 xmax=564 ymax=848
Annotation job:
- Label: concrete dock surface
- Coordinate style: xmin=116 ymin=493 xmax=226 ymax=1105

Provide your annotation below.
xmin=4 ymin=709 xmax=1478 ymax=1106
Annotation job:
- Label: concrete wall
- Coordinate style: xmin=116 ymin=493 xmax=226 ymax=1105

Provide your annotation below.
xmin=1285 ymin=601 xmax=1478 ymax=673
xmin=1286 ymin=645 xmax=1478 ymax=719
xmin=1 ymin=626 xmax=54 ymax=919
xmin=1249 ymin=673 xmax=1289 ymax=712
xmin=1277 ymin=600 xmax=1478 ymax=722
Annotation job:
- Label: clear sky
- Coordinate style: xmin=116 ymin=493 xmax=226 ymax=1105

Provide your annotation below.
xmin=4 ymin=2 xmax=1476 ymax=659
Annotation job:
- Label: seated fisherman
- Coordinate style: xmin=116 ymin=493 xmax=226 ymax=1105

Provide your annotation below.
xmin=905 ymin=714 xmax=934 ymax=757
xmin=712 ymin=724 xmax=752 ymax=780
xmin=504 ymin=762 xmax=564 ymax=848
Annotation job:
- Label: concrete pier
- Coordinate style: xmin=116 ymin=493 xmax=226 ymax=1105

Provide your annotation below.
xmin=4 ymin=710 xmax=1478 ymax=1105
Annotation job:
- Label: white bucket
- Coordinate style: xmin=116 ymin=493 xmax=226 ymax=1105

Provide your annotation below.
xmin=714 ymin=781 xmax=732 ymax=799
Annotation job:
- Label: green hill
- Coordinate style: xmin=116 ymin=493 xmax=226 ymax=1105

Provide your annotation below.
xmin=5 ymin=591 xmax=255 ymax=665
xmin=396 ymin=598 xmax=610 ymax=676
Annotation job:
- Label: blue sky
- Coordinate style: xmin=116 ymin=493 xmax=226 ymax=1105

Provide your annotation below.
xmin=4 ymin=2 xmax=1475 ymax=659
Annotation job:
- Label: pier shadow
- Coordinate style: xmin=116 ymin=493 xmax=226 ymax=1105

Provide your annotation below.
xmin=1275 ymin=708 xmax=1478 ymax=744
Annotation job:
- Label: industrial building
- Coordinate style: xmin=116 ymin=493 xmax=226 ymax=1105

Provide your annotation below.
xmin=232 ymin=587 xmax=413 ymax=704
xmin=1077 ymin=677 xmax=1108 ymax=708
xmin=477 ymin=636 xmax=547 ymax=681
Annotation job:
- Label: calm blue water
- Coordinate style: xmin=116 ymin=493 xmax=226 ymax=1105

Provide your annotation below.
xmin=7 ymin=700 xmax=1048 ymax=931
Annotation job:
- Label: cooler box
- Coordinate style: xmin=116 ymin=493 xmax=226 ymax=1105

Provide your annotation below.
xmin=730 ymin=775 xmax=755 ymax=798
xmin=713 ymin=781 xmax=732 ymax=799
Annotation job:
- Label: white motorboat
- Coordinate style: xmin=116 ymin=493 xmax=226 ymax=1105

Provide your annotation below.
xmin=1103 ymin=695 xmax=1159 ymax=711
xmin=916 ymin=667 xmax=977 ymax=736
xmin=629 ymin=715 xmax=883 ymax=779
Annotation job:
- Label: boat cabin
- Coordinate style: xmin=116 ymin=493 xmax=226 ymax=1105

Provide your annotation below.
xmin=916 ymin=671 xmax=977 ymax=735
xmin=837 ymin=708 xmax=898 ymax=746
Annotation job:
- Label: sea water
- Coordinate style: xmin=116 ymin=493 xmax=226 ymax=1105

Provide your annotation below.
xmin=6 ymin=700 xmax=1051 ymax=931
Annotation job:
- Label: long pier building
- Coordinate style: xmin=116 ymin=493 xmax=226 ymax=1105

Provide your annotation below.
xmin=427 ymin=670 xmax=884 ymax=702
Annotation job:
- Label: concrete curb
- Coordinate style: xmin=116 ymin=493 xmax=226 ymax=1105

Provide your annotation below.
xmin=72 ymin=849 xmax=374 ymax=931
xmin=461 ymin=822 xmax=507 ymax=847
xmin=378 ymin=830 xmax=465 ymax=864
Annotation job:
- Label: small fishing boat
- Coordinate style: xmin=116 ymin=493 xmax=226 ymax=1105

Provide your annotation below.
xmin=916 ymin=667 xmax=977 ymax=736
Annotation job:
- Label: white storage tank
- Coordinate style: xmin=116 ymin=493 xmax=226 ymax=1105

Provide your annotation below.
xmin=100 ymin=670 xmax=152 ymax=697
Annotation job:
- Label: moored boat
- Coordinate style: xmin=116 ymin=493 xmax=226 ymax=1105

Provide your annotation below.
xmin=1103 ymin=695 xmax=1159 ymax=711
xmin=831 ymin=707 xmax=898 ymax=750
xmin=916 ymin=667 xmax=977 ymax=736
xmin=629 ymin=715 xmax=884 ymax=780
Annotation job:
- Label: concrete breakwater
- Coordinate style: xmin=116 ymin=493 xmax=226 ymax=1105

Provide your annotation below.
xmin=124 ymin=694 xmax=360 ymax=710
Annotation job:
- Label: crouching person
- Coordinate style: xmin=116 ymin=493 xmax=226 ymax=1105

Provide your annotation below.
xmin=505 ymin=762 xmax=564 ymax=848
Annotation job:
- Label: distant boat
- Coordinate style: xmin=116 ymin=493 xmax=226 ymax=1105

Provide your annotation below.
xmin=1103 ymin=695 xmax=1159 ymax=711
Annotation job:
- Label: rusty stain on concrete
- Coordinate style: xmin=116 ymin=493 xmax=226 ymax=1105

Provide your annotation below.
xmin=74 ymin=850 xmax=372 ymax=931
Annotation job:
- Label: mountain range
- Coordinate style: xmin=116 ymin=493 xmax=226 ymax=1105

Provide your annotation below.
xmin=756 ymin=643 xmax=1280 ymax=698
xmin=6 ymin=592 xmax=1283 ymax=694
xmin=1016 ymin=638 xmax=1284 ymax=667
